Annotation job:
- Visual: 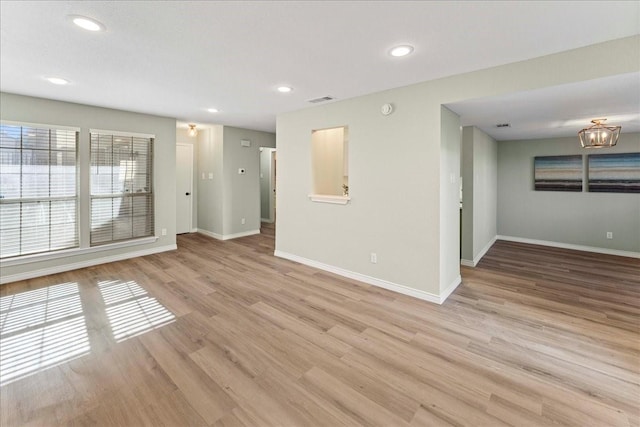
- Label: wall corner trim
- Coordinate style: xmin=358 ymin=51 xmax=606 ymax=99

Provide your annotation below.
xmin=460 ymin=235 xmax=498 ymax=267
xmin=440 ymin=275 xmax=462 ymax=302
xmin=496 ymin=235 xmax=640 ymax=259
xmin=0 ymin=244 xmax=178 ymax=285
xmin=197 ymin=229 xmax=260 ymax=241
xmin=274 ymin=250 xmax=455 ymax=304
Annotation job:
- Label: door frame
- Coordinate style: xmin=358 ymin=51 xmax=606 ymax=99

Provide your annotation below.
xmin=176 ymin=142 xmax=194 ymax=234
xmin=270 ymin=149 xmax=276 ymax=222
xmin=260 ymin=147 xmax=276 ymax=223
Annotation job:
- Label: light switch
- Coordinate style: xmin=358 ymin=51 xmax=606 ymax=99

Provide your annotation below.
xmin=208 ymin=172 xmax=213 ymax=179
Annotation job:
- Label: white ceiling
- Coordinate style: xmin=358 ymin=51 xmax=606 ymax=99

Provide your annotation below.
xmin=447 ymin=72 xmax=640 ymax=141
xmin=1 ymin=1 xmax=639 ymax=136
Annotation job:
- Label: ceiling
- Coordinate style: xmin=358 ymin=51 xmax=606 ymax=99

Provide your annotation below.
xmin=447 ymin=72 xmax=640 ymax=141
xmin=1 ymin=1 xmax=639 ymax=136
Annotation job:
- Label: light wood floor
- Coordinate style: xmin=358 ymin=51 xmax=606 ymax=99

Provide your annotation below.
xmin=1 ymin=223 xmax=639 ymax=426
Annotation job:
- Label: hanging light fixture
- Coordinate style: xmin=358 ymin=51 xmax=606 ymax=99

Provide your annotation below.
xmin=578 ymin=118 xmax=621 ymax=148
xmin=188 ymin=124 xmax=198 ymax=137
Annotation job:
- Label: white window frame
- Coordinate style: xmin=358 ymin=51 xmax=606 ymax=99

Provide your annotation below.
xmin=89 ymin=129 xmax=155 ymax=247
xmin=0 ymin=124 xmax=158 ymax=268
xmin=0 ymin=121 xmax=80 ymax=259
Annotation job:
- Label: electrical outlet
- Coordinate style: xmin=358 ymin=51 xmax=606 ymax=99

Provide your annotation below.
xmin=606 ymin=231 xmax=613 ymax=239
xmin=161 ymin=228 xmax=167 ymax=236
xmin=370 ymin=253 xmax=377 ymax=264
xmin=241 ymin=218 xmax=246 ymax=225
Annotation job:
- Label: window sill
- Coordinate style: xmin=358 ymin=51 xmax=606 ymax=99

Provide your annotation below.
xmin=308 ymin=194 xmax=351 ymax=205
xmin=0 ymin=236 xmax=158 ymax=267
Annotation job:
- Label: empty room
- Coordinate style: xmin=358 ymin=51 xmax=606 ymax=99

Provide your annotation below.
xmin=1 ymin=1 xmax=639 ymax=426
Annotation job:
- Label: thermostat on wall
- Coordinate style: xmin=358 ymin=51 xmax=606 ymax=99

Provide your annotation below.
xmin=241 ymin=139 xmax=251 ymax=147
xmin=381 ymin=103 xmax=394 ymax=115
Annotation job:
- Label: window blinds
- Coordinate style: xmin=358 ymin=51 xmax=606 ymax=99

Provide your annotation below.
xmin=90 ymin=132 xmax=154 ymax=246
xmin=0 ymin=124 xmax=79 ymax=258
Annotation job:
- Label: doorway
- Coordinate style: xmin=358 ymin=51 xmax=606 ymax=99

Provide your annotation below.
xmin=260 ymin=148 xmax=276 ymax=223
xmin=176 ymin=143 xmax=194 ymax=234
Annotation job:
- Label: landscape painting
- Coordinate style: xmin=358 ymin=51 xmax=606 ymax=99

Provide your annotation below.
xmin=588 ymin=152 xmax=640 ymax=193
xmin=534 ymin=155 xmax=583 ymax=191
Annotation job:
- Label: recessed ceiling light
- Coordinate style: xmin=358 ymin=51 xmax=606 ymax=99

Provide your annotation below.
xmin=207 ymin=108 xmax=219 ymax=113
xmin=390 ymin=45 xmax=414 ymax=57
xmin=70 ymin=15 xmax=105 ymax=32
xmin=45 ymin=76 xmax=70 ymax=85
xmin=277 ymin=86 xmax=293 ymax=93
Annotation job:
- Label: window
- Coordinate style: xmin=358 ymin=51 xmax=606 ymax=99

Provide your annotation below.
xmin=0 ymin=123 xmax=78 ymax=258
xmin=310 ymin=126 xmax=349 ymax=204
xmin=90 ymin=131 xmax=154 ymax=246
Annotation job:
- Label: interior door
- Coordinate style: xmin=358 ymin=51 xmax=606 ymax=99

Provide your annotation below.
xmin=176 ymin=143 xmax=193 ymax=234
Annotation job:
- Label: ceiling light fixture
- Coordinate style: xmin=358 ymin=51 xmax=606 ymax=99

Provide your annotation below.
xmin=45 ymin=76 xmax=70 ymax=85
xmin=188 ymin=124 xmax=198 ymax=137
xmin=207 ymin=108 xmax=219 ymax=113
xmin=390 ymin=45 xmax=414 ymax=57
xmin=578 ymin=118 xmax=621 ymax=148
xmin=70 ymin=15 xmax=105 ymax=32
xmin=277 ymin=86 xmax=293 ymax=93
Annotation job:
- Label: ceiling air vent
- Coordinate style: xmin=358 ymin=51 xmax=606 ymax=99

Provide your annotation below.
xmin=307 ymin=96 xmax=335 ymax=104
xmin=496 ymin=123 xmax=511 ymax=128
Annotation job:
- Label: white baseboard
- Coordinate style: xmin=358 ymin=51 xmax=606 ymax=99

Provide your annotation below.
xmin=440 ymin=275 xmax=462 ymax=302
xmin=261 ymin=218 xmax=274 ymax=223
xmin=196 ymin=228 xmax=224 ymax=240
xmin=0 ymin=244 xmax=177 ymax=285
xmin=497 ymin=235 xmax=640 ymax=259
xmin=196 ymin=228 xmax=260 ymax=241
xmin=274 ymin=250 xmax=456 ymax=305
xmin=460 ymin=235 xmax=497 ymax=267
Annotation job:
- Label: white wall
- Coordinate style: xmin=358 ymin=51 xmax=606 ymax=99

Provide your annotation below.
xmin=439 ymin=107 xmax=462 ymax=294
xmin=0 ymin=92 xmax=177 ymax=283
xmin=197 ymin=126 xmax=224 ymax=236
xmin=498 ymin=133 xmax=640 ymax=254
xmin=276 ymin=36 xmax=639 ymax=303
xmin=222 ymin=126 xmax=276 ymax=236
xmin=461 ymin=126 xmax=498 ymax=265
xmin=461 ymin=127 xmax=475 ymax=261
xmin=473 ymin=128 xmax=498 ymax=259
xmin=196 ymin=125 xmax=275 ymax=238
xmin=312 ymin=127 xmax=345 ymax=196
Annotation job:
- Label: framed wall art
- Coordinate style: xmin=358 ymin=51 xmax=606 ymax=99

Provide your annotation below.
xmin=588 ymin=152 xmax=640 ymax=193
xmin=534 ymin=155 xmax=583 ymax=192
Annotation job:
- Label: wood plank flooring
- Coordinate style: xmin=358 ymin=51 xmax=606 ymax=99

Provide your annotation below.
xmin=1 ymin=224 xmax=638 ymax=426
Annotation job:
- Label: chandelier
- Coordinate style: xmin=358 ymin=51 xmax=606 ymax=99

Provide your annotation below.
xmin=578 ymin=119 xmax=621 ymax=148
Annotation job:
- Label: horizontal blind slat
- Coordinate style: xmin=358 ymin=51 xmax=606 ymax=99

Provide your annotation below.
xmin=0 ymin=124 xmax=78 ymax=259
xmin=90 ymin=132 xmax=154 ymax=246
